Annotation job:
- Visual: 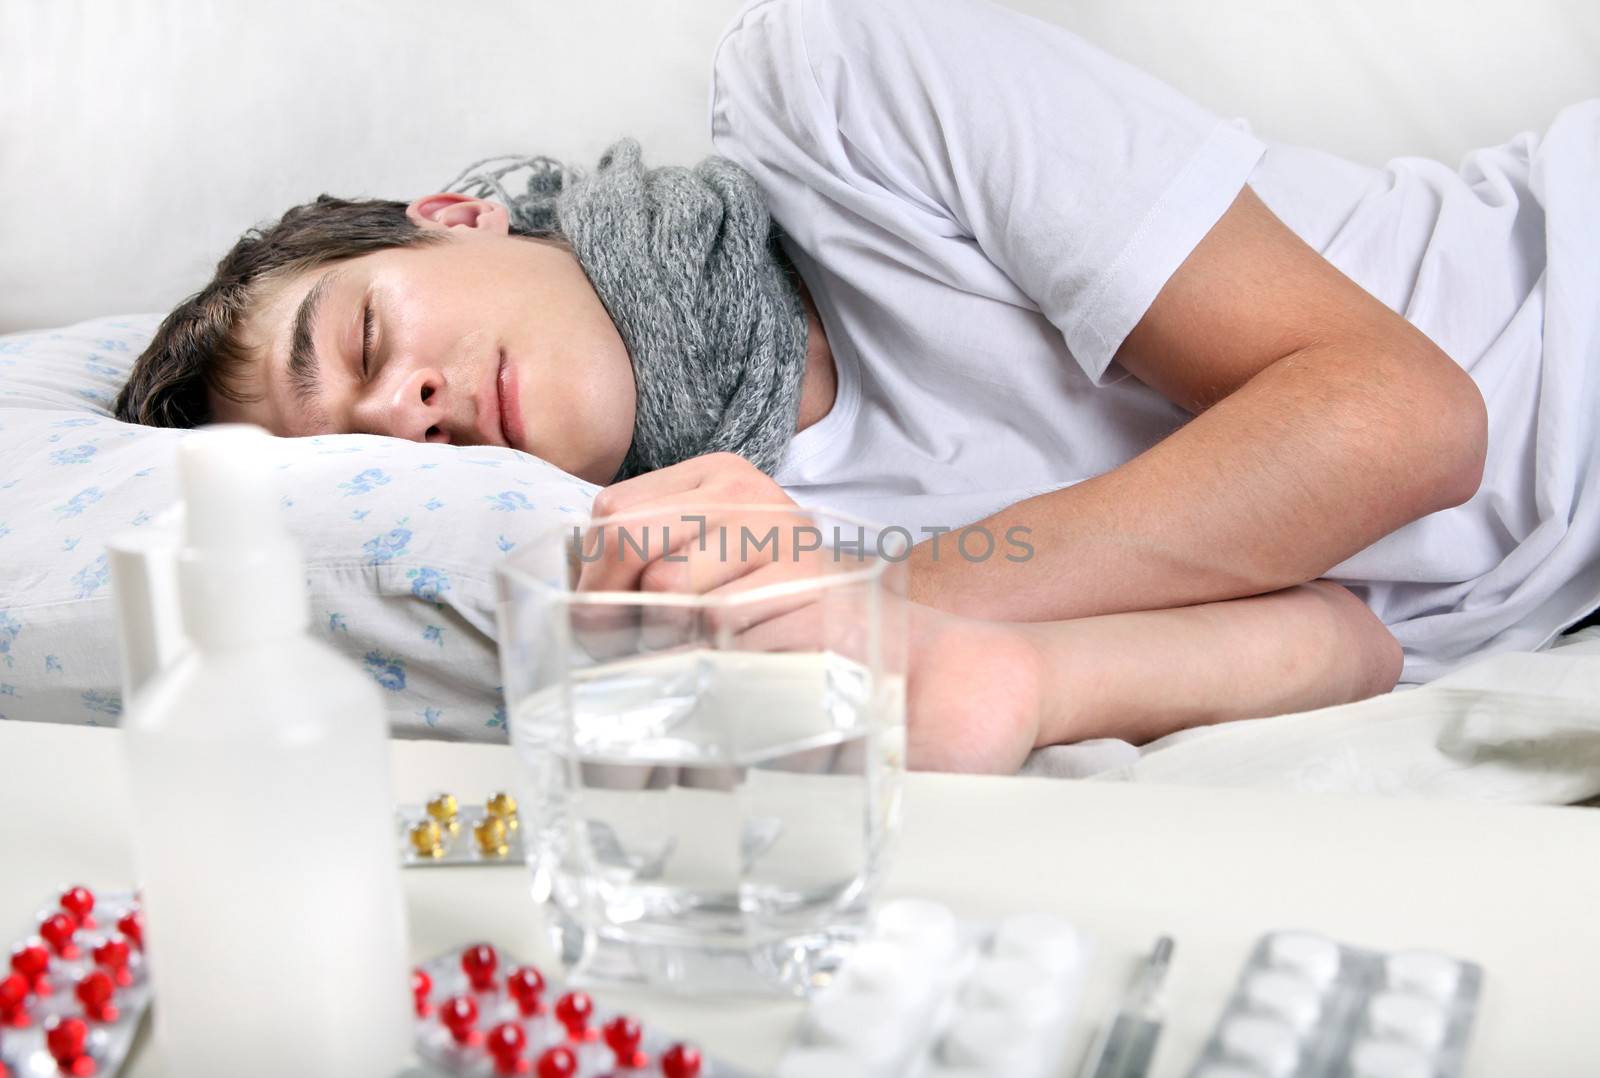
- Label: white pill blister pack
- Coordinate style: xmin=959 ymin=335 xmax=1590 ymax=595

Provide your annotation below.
xmin=1189 ymin=931 xmax=1482 ymax=1078
xmin=777 ymin=899 xmax=1092 ymax=1078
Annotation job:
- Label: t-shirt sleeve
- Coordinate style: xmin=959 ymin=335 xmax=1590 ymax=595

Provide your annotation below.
xmin=708 ymin=0 xmax=1266 ymax=384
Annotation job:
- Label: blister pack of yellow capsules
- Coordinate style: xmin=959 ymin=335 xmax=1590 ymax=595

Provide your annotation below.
xmin=397 ymin=791 xmax=526 ymax=867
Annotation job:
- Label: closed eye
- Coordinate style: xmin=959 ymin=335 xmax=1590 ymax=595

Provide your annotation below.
xmin=360 ymin=304 xmax=376 ymax=377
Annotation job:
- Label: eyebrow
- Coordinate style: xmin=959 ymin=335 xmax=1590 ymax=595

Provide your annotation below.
xmin=285 ymin=267 xmax=345 ymax=402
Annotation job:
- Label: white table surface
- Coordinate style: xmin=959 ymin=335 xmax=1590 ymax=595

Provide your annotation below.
xmin=2 ymin=720 xmax=1597 ymax=1076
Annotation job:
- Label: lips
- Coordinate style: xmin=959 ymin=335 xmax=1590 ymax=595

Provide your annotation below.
xmin=496 ymin=350 xmax=527 ymax=451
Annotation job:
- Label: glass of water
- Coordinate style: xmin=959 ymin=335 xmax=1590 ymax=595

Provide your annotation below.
xmin=495 ymin=504 xmax=908 ymax=997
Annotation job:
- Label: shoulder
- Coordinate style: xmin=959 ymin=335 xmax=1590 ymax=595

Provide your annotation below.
xmin=709 ymin=0 xmax=932 ymax=101
xmin=706 ymin=0 xmax=1010 ymax=202
xmin=710 ymin=0 xmax=1043 ymax=134
xmin=709 ymin=0 xmax=803 ymax=93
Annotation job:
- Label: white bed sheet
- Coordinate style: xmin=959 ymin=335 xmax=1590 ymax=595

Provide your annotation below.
xmin=1023 ymin=629 xmax=1600 ymax=804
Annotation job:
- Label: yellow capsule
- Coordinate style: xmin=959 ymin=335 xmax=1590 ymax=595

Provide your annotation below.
xmin=425 ymin=793 xmax=460 ymax=833
xmin=409 ymin=818 xmax=445 ymax=859
xmin=473 ymin=814 xmax=510 ymax=859
xmin=485 ymin=791 xmax=519 ymax=830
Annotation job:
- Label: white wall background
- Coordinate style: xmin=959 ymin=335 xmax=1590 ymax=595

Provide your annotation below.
xmin=3 ymin=0 xmax=1598 ymax=332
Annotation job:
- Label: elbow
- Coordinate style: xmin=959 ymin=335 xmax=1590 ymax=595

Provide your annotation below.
xmin=1304 ymin=580 xmax=1404 ymax=701
xmin=1410 ymin=350 xmax=1488 ymax=514
xmin=1434 ymin=368 xmax=1488 ymax=510
xmin=1366 ymin=618 xmax=1405 ymax=697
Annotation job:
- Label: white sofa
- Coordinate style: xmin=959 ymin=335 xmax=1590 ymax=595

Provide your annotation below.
xmin=3 ymin=0 xmax=1598 ymax=332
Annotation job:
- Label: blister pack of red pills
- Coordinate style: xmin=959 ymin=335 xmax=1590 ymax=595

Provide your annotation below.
xmin=411 ymin=943 xmax=752 ymax=1078
xmin=1 ymin=888 xmax=149 ymax=1078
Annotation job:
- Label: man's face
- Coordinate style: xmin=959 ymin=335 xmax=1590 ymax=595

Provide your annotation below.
xmin=214 ymin=194 xmax=636 ymax=485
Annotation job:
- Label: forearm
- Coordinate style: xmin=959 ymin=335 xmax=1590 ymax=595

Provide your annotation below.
xmin=1020 ymin=580 xmax=1403 ymax=748
xmin=909 ymin=339 xmax=1485 ymax=622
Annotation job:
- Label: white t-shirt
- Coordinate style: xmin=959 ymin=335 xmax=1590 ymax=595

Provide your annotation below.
xmin=708 ymin=0 xmax=1600 ymax=683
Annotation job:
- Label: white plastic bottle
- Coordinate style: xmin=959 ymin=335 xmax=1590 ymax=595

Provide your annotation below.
xmin=120 ymin=426 xmax=412 ymax=1078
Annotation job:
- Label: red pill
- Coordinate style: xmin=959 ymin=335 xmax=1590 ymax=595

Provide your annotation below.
xmin=554 ymin=990 xmax=595 ymax=1040
xmin=60 ymin=887 xmax=96 ymax=929
xmin=10 ymin=942 xmax=50 ymax=994
xmin=412 ymin=968 xmax=433 ymax=1017
xmin=75 ymin=970 xmax=118 ymax=1023
xmin=535 ymin=1046 xmax=577 ymax=1078
xmin=40 ymin=913 xmax=80 ymax=959
xmin=486 ymin=1022 xmax=529 ymax=1075
xmin=91 ymin=936 xmax=133 ymax=988
xmin=662 ymin=1043 xmax=702 ymax=1078
xmin=45 ymin=1015 xmax=94 ymax=1076
xmin=439 ymin=994 xmax=480 ymax=1047
xmin=603 ymin=1014 xmax=647 ymax=1069
xmin=506 ymin=966 xmax=546 ymax=1016
xmin=461 ymin=943 xmax=499 ymax=992
xmin=115 ymin=911 xmax=142 ymax=951
xmin=486 ymin=1020 xmax=526 ymax=1055
xmin=0 ymin=972 xmax=30 ymax=1026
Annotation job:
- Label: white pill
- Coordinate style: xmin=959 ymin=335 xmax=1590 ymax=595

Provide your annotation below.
xmin=1266 ymin=932 xmax=1341 ymax=987
xmin=1195 ymin=1067 xmax=1265 ymax=1078
xmin=1349 ymin=1037 xmax=1434 ymax=1078
xmin=776 ymin=1047 xmax=885 ymax=1078
xmin=961 ymin=957 xmax=1059 ymax=1025
xmin=940 ymin=1009 xmax=1048 ymax=1077
xmin=1366 ymin=991 xmax=1449 ymax=1051
xmin=1385 ymin=951 xmax=1462 ymax=1001
xmin=1244 ymin=970 xmax=1323 ymax=1034
xmin=804 ymin=990 xmax=912 ymax=1068
xmin=870 ymin=895 xmax=953 ymax=959
xmin=1220 ymin=1015 xmax=1300 ymax=1077
xmin=990 ymin=913 xmax=1085 ymax=978
xmin=834 ymin=938 xmax=925 ymax=999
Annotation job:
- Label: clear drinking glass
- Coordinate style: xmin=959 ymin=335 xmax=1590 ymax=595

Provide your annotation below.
xmin=494 ymin=504 xmax=908 ymax=997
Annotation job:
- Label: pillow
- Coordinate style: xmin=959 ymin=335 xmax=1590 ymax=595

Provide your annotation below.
xmin=0 ymin=315 xmax=599 ymax=738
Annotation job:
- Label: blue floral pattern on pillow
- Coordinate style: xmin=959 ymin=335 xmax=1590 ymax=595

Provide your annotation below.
xmin=339 ymin=468 xmax=392 ymax=496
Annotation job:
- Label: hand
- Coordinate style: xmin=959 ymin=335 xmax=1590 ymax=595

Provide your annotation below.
xmin=572 ymin=452 xmax=856 ymax=658
xmin=576 ymin=452 xmax=811 ymax=596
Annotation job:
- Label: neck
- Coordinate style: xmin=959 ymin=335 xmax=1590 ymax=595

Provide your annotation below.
xmin=794 ymin=278 xmax=837 ymax=434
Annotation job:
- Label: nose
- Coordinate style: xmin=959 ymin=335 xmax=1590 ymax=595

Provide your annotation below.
xmin=384 ymin=366 xmax=451 ymax=443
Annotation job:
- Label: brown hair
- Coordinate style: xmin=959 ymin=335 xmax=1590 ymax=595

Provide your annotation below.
xmin=114 ymin=195 xmax=446 ymax=428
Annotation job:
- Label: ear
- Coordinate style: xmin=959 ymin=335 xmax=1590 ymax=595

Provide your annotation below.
xmin=406 ymin=193 xmax=511 ymax=235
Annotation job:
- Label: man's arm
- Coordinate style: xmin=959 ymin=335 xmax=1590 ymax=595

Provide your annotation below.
xmin=906 ymin=579 xmax=1403 ymax=773
xmin=902 ymin=575 xmax=1401 ymax=767
xmin=908 ymin=186 xmax=1488 ymax=623
xmin=1026 ymin=580 xmax=1404 ymax=748
xmin=574 ymin=452 xmax=1408 ymax=773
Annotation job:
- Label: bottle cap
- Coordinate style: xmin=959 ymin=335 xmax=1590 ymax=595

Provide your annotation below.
xmin=175 ymin=425 xmax=308 ymax=649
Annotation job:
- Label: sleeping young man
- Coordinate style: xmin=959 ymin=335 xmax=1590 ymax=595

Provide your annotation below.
xmin=114 ymin=0 xmax=1600 ymax=772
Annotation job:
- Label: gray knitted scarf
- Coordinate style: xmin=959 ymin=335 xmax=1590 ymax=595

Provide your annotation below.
xmin=444 ymin=140 xmax=808 ymax=482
